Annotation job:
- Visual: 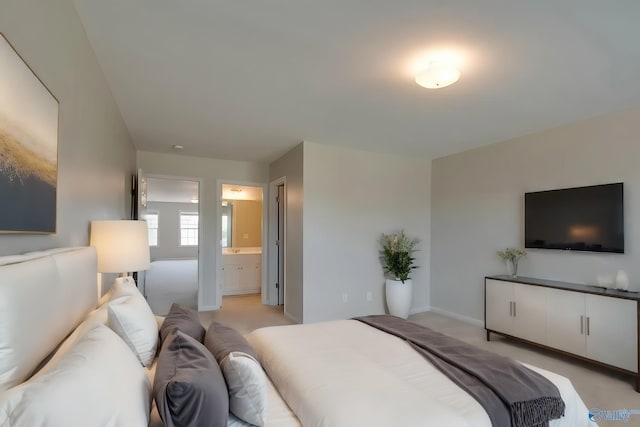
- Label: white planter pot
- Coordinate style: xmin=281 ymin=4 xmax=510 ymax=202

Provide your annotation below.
xmin=385 ymin=279 xmax=413 ymax=319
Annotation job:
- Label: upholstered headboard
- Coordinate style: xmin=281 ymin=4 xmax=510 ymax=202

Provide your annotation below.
xmin=0 ymin=247 xmax=98 ymax=391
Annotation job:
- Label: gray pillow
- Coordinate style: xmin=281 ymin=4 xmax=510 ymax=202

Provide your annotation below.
xmin=204 ymin=322 xmax=267 ymax=426
xmin=204 ymin=321 xmax=257 ymax=362
xmin=153 ymin=330 xmax=228 ymax=427
xmin=160 ymin=303 xmax=205 ymax=343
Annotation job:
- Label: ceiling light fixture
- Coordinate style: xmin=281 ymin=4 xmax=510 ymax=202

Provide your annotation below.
xmin=230 ymin=188 xmax=242 ymax=193
xmin=172 ymin=144 xmax=184 ymax=150
xmin=415 ymin=61 xmax=461 ymax=89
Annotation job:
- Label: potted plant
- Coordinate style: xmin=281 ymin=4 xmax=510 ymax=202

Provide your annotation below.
xmin=497 ymin=248 xmax=527 ymax=277
xmin=380 ymin=230 xmax=420 ymax=318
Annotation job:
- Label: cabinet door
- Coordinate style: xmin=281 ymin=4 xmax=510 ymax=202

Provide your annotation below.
xmin=586 ymin=295 xmax=638 ymax=372
xmin=223 ymin=264 xmax=239 ymax=294
xmin=513 ymin=284 xmax=547 ymax=344
xmin=546 ymin=288 xmax=585 ymax=357
xmin=485 ymin=279 xmax=515 ymax=335
xmin=237 ymin=264 xmax=249 ymax=292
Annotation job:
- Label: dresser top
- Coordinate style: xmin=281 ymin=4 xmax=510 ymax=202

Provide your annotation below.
xmin=486 ymin=275 xmax=640 ymax=302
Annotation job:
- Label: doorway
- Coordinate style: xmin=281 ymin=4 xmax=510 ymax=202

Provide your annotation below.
xmin=267 ymin=177 xmax=286 ymax=309
xmin=217 ymin=182 xmax=268 ymax=309
xmin=142 ymin=175 xmax=203 ymax=315
xmin=276 ymin=183 xmax=285 ymax=305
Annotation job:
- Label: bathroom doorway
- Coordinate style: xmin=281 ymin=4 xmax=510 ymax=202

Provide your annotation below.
xmin=217 ymin=182 xmax=268 ymax=309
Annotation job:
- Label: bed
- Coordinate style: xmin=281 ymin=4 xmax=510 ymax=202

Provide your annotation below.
xmin=0 ymin=247 xmax=596 ymax=427
xmin=247 ymin=320 xmax=596 ymax=427
xmin=143 ymin=258 xmax=198 ymax=315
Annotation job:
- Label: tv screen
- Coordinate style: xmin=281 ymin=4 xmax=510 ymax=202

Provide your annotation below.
xmin=524 ymin=183 xmax=624 ymax=253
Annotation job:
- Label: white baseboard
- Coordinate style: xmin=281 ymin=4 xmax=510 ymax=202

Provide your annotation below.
xmin=198 ymin=304 xmax=220 ymax=312
xmin=284 ymin=310 xmax=300 ymax=324
xmin=409 ymin=305 xmax=431 ymax=315
xmin=429 ymin=306 xmax=484 ymax=327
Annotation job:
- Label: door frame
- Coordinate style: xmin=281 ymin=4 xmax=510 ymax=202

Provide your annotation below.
xmin=268 ymin=177 xmax=287 ymax=308
xmin=145 ymin=173 xmax=205 ymax=311
xmin=216 ymin=179 xmax=269 ymax=308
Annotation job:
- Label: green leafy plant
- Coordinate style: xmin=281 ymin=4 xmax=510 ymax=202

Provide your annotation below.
xmin=380 ymin=230 xmax=420 ymax=283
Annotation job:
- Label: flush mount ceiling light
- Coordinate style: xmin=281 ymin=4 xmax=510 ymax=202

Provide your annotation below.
xmin=172 ymin=144 xmax=184 ymax=150
xmin=415 ymin=61 xmax=461 ymax=89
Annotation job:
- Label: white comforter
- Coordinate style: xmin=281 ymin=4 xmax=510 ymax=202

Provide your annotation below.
xmin=247 ymin=320 xmax=597 ymax=427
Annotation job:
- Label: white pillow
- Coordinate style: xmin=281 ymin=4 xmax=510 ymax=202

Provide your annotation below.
xmin=220 ymin=351 xmax=268 ymax=426
xmin=108 ymin=292 xmax=158 ymax=367
xmin=100 ymin=276 xmax=139 ymax=305
xmin=0 ymin=323 xmax=151 ymax=427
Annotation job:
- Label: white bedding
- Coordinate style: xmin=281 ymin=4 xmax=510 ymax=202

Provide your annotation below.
xmin=247 ymin=320 xmax=598 ymax=427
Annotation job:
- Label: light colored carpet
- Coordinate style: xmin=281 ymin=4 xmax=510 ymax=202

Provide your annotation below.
xmin=144 ymin=259 xmax=198 ymax=315
xmin=198 ymin=293 xmax=294 ymax=334
xmin=199 ymin=296 xmax=637 ymax=426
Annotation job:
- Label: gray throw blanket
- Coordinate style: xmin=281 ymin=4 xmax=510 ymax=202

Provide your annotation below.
xmin=355 ymin=315 xmax=565 ymax=427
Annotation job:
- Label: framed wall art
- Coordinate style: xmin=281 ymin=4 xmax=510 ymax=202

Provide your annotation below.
xmin=0 ymin=33 xmax=59 ymax=233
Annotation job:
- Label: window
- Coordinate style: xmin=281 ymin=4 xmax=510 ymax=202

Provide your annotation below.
xmin=146 ymin=212 xmax=158 ymax=247
xmin=180 ymin=212 xmax=199 ymax=246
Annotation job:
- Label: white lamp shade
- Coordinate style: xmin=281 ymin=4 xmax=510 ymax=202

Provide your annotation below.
xmin=90 ymin=220 xmax=151 ymax=274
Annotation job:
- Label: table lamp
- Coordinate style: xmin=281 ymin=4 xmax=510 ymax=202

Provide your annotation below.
xmin=90 ymin=220 xmax=151 ymax=279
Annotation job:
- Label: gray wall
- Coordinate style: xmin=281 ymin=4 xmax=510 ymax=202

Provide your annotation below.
xmin=269 ymin=144 xmax=304 ymax=323
xmin=431 ymin=108 xmax=640 ymax=323
xmin=0 ymin=0 xmax=135 ymax=256
xmin=303 ymin=142 xmax=431 ymax=323
xmin=137 ymin=150 xmax=269 ymax=310
xmin=270 ymin=142 xmax=432 ymax=324
xmin=148 ymin=202 xmax=199 ymax=261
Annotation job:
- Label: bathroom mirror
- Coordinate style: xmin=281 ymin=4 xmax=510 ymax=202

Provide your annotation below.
xmin=221 ymin=198 xmax=262 ymax=248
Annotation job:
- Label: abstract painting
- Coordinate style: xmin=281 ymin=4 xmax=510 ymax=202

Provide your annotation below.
xmin=0 ymin=33 xmax=58 ymax=233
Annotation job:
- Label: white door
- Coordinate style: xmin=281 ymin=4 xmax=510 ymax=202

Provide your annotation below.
xmin=513 ymin=284 xmax=547 ymax=344
xmin=586 ymin=295 xmax=638 ymax=372
xmin=134 ymin=169 xmax=148 ymax=297
xmin=546 ymin=288 xmax=586 ymax=357
xmin=485 ymin=279 xmax=515 ymax=335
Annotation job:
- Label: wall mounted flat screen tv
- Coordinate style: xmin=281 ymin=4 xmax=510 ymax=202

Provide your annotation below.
xmin=524 ymin=183 xmax=624 ymax=253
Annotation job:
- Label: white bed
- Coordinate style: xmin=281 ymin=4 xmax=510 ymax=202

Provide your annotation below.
xmin=0 ymin=247 xmax=597 ymax=427
xmin=143 ymin=258 xmax=198 ymax=315
xmin=247 ymin=320 xmax=598 ymax=427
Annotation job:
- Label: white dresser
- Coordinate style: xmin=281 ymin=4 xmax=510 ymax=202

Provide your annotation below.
xmin=485 ymin=275 xmax=640 ymax=391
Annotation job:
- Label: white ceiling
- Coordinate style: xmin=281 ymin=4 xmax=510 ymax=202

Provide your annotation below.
xmin=72 ymin=1 xmax=640 ymax=163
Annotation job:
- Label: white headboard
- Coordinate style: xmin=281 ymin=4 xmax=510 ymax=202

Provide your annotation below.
xmin=0 ymin=247 xmax=98 ymax=391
